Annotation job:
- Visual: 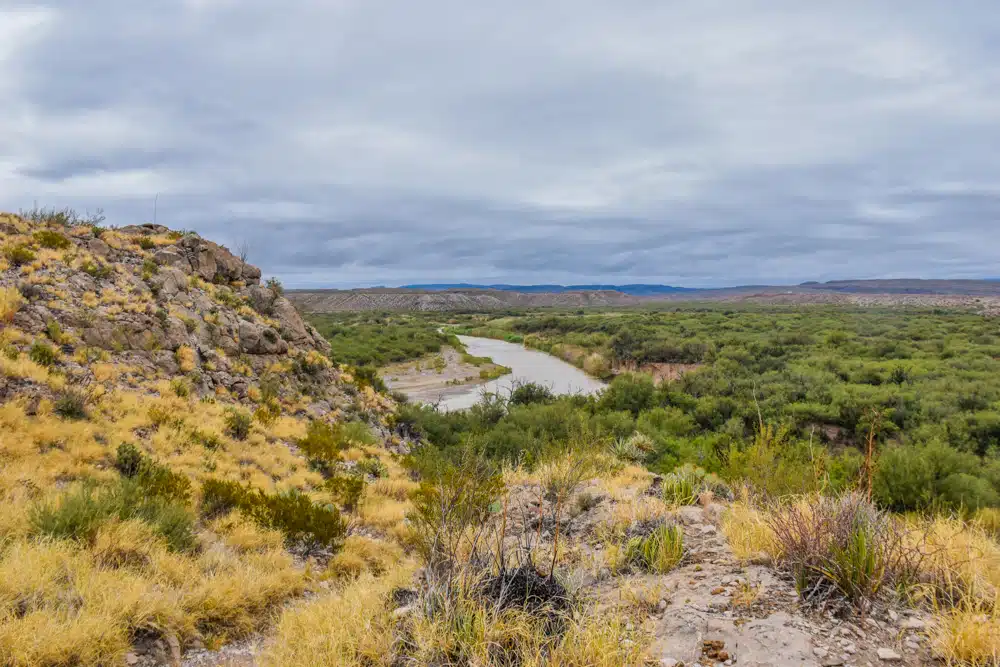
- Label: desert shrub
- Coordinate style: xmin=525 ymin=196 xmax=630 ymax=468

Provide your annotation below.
xmin=624 ymin=523 xmax=684 ymax=573
xmin=170 ymin=377 xmax=190 ymax=397
xmin=353 ymin=364 xmax=387 ymax=392
xmin=33 ymin=229 xmax=71 ymax=249
xmin=30 ymin=480 xmax=197 ymax=552
xmin=137 ymin=236 xmax=156 ymax=250
xmin=200 ymin=479 xmax=345 ymax=550
xmin=3 ymin=244 xmax=36 ymax=266
xmin=53 ymin=389 xmax=88 ymax=420
xmin=115 ymin=442 xmax=192 ymax=502
xmin=509 ymin=382 xmax=555 ymax=406
xmin=0 ymin=285 xmax=24 ymax=323
xmin=767 ymin=494 xmax=920 ymax=612
xmin=297 ymin=420 xmax=348 ymax=467
xmin=356 ymin=457 xmax=389 ymax=479
xmin=325 ymin=473 xmax=366 ymax=511
xmin=80 ymin=259 xmax=114 ymax=279
xmin=874 ymin=441 xmax=998 ymax=512
xmin=598 ymin=373 xmax=657 ymax=416
xmin=224 ymin=408 xmax=252 ymax=440
xmin=28 ymin=340 xmax=58 ymax=366
xmin=45 ymin=319 xmax=65 ymax=343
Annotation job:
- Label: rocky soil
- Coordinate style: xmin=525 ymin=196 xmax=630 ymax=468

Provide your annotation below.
xmin=647 ymin=505 xmax=932 ymax=667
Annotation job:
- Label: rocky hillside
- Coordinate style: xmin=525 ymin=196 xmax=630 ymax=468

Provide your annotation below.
xmin=288 ymin=286 xmax=642 ymax=312
xmin=1 ymin=214 xmax=345 ymax=408
xmin=0 ymin=211 xmax=403 ymax=666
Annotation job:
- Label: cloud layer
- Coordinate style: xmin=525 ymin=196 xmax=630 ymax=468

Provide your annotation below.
xmin=3 ymin=1 xmax=1000 ymax=286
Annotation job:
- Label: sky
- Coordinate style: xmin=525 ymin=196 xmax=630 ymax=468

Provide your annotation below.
xmin=2 ymin=1 xmax=999 ymax=288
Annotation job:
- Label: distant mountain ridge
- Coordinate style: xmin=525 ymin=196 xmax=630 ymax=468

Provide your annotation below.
xmin=403 ymin=283 xmax=699 ymax=295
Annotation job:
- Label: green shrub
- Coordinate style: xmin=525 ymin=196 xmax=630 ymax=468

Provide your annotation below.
xmin=624 ymin=523 xmax=684 ymax=573
xmin=326 ymin=473 xmax=366 ymax=511
xmin=356 ymin=457 xmax=388 ymax=479
xmin=224 ymin=408 xmax=252 ymax=441
xmin=115 ymin=442 xmax=192 ymax=502
xmin=81 ymin=260 xmax=114 ymax=279
xmin=33 ymin=230 xmax=71 ymax=250
xmin=53 ymin=389 xmax=88 ymax=420
xmin=298 ymin=420 xmax=347 ymax=464
xmin=3 ymin=244 xmax=36 ymax=266
xmin=200 ymin=479 xmax=345 ymax=550
xmin=45 ymin=320 xmax=65 ymax=344
xmin=28 ymin=340 xmax=58 ymax=366
xmin=30 ymin=480 xmax=197 ymax=552
xmin=170 ymin=378 xmax=190 ymax=398
xmin=137 ymin=236 xmax=156 ymax=250
xmin=598 ymin=373 xmax=657 ymax=417
xmin=509 ymin=382 xmax=555 ymax=406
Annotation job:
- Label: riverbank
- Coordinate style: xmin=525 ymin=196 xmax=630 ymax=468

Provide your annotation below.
xmin=381 ymin=345 xmax=510 ymax=405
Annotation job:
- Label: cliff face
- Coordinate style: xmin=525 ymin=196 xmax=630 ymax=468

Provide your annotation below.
xmin=1 ymin=213 xmax=346 ymax=411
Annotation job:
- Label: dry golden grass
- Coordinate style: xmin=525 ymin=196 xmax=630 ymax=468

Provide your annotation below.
xmin=930 ymin=602 xmax=1000 ymax=667
xmin=261 ymin=568 xmax=412 ymax=667
xmin=721 ymin=499 xmax=780 ymax=564
xmin=326 ymin=535 xmax=404 ymax=579
xmin=0 ymin=285 xmax=23 ymax=323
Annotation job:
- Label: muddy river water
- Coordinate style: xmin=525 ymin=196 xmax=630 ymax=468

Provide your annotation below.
xmin=433 ymin=335 xmax=606 ymax=411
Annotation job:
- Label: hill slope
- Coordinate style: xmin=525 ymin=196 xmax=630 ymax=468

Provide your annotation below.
xmin=0 ymin=211 xmax=404 ymax=666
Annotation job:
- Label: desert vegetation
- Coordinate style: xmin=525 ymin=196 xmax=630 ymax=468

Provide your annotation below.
xmin=5 ymin=209 xmax=1000 ymax=666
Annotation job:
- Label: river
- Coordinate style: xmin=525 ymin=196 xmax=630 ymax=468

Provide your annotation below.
xmin=433 ymin=335 xmax=606 ymax=411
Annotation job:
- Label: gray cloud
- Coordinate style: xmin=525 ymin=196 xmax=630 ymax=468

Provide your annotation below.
xmin=2 ymin=1 xmax=1000 ymax=287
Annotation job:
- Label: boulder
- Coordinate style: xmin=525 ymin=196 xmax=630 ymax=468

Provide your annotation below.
xmin=153 ymin=249 xmax=191 ymax=272
xmin=271 ymin=297 xmax=311 ymax=344
xmin=238 ymin=319 xmax=288 ymax=355
xmin=151 ymin=267 xmax=189 ymax=300
xmin=87 ymin=238 xmax=111 ymax=258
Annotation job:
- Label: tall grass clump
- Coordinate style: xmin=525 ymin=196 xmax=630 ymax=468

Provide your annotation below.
xmin=623 ymin=523 xmax=684 ymax=573
xmin=766 ymin=493 xmax=920 ymax=612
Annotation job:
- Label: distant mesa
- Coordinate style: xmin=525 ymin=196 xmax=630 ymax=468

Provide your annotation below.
xmin=402 ymin=283 xmax=699 ymax=296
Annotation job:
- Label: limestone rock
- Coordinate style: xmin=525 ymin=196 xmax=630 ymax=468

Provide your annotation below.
xmin=877 ymin=648 xmax=902 ymax=661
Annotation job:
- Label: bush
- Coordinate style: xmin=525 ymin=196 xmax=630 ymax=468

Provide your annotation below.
xmin=767 ymin=494 xmax=920 ymax=612
xmin=3 ymin=244 xmax=36 ymax=266
xmin=28 ymin=340 xmax=58 ymax=366
xmin=225 ymin=408 xmax=252 ymax=440
xmin=297 ymin=420 xmax=348 ymax=466
xmin=598 ymin=373 xmax=657 ymax=416
xmin=115 ymin=442 xmax=192 ymax=502
xmin=53 ymin=389 xmax=88 ymax=420
xmin=33 ymin=229 xmax=71 ymax=250
xmin=138 ymin=236 xmax=156 ymax=250
xmin=624 ymin=523 xmax=684 ymax=573
xmin=30 ymin=480 xmax=197 ymax=552
xmin=326 ymin=473 xmax=366 ymax=511
xmin=81 ymin=259 xmax=114 ymax=279
xmin=200 ymin=478 xmax=345 ymax=550
xmin=509 ymin=382 xmax=555 ymax=406
xmin=356 ymin=457 xmax=389 ymax=479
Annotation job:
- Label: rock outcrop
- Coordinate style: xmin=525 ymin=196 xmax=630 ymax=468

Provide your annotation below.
xmin=1 ymin=215 xmax=341 ymax=407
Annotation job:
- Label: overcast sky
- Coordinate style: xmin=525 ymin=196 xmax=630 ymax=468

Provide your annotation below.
xmin=2 ymin=2 xmax=999 ymax=287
